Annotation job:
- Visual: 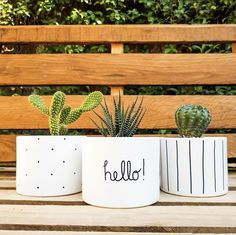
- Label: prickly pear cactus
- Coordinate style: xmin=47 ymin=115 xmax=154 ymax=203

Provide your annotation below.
xmin=175 ymin=104 xmax=211 ymax=138
xmin=28 ymin=91 xmax=103 ymax=135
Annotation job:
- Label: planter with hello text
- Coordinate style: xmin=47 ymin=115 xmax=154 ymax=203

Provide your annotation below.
xmin=16 ymin=136 xmax=84 ymax=196
xmin=82 ymin=137 xmax=160 ymax=208
xmin=161 ymin=137 xmax=228 ymax=197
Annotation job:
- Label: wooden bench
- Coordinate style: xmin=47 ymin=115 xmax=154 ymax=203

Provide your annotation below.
xmin=0 ymin=24 xmax=236 ymax=234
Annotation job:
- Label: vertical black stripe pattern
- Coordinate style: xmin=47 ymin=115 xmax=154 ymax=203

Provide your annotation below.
xmin=176 ymin=140 xmax=179 ymax=192
xmin=214 ymin=140 xmax=217 ymax=192
xmin=189 ymin=140 xmax=192 ymax=194
xmin=202 ymin=140 xmax=205 ymax=194
xmin=222 ymin=140 xmax=225 ymax=191
xmin=165 ymin=140 xmax=170 ymax=191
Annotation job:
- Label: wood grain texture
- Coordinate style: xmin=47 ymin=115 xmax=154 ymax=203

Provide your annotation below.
xmin=232 ymin=43 xmax=236 ymax=53
xmin=111 ymin=43 xmax=124 ymax=53
xmin=1 ymin=190 xmax=236 ymax=206
xmin=110 ymin=87 xmax=124 ymax=96
xmin=0 ymin=25 xmax=236 ymax=43
xmin=0 ymin=180 xmax=15 ymax=188
xmin=1 ymin=54 xmax=236 ymax=86
xmin=0 ymin=173 xmax=235 ymax=233
xmin=110 ymin=43 xmax=124 ymax=95
xmin=2 ymin=233 xmax=229 ymax=235
xmin=0 ymin=95 xmax=236 ymax=129
xmin=0 ymin=226 xmax=235 ymax=233
xmin=1 ymin=133 xmax=236 ymax=162
xmin=0 ymin=205 xmax=235 ymax=232
xmin=0 ymin=171 xmax=235 ymax=188
xmin=0 ymin=136 xmax=16 ymax=162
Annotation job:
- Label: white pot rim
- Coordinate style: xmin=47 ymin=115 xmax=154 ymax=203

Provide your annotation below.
xmin=17 ymin=135 xmax=86 ymax=139
xmin=163 ymin=136 xmax=227 ymax=140
xmin=85 ymin=136 xmax=160 ymax=139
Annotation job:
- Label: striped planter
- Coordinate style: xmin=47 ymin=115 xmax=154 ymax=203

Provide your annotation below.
xmin=161 ymin=137 xmax=228 ymax=197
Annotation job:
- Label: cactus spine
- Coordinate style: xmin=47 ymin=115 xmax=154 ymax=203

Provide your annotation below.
xmin=175 ymin=104 xmax=211 ymax=138
xmin=29 ymin=91 xmax=103 ymax=135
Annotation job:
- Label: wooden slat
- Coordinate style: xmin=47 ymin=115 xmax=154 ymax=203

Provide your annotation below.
xmin=0 ymin=205 xmax=235 ymax=233
xmin=110 ymin=87 xmax=124 ymax=96
xmin=1 ymin=233 xmax=227 ymax=235
xmin=1 ymin=190 xmax=236 ymax=206
xmin=0 ymin=25 xmax=236 ymax=44
xmin=229 ymin=172 xmax=236 ymax=188
xmin=0 ymin=171 xmax=235 ymax=203
xmin=2 ymin=233 xmax=222 ymax=235
xmin=0 ymin=180 xmax=15 ymax=188
xmin=0 ymin=136 xmax=15 ymax=162
xmin=1 ymin=54 xmax=236 ymax=86
xmin=1 ymin=133 xmax=236 ymax=162
xmin=0 ymin=173 xmax=235 ymax=233
xmin=233 ymin=43 xmax=236 ymax=53
xmin=0 ymin=95 xmax=236 ymax=129
xmin=0 ymin=231 xmax=231 ymax=235
xmin=111 ymin=43 xmax=124 ymax=54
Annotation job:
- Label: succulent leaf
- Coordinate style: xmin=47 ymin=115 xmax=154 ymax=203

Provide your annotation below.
xmin=91 ymin=94 xmax=145 ymax=137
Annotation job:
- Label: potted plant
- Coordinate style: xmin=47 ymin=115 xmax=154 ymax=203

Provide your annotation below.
xmin=161 ymin=104 xmax=228 ymax=197
xmin=16 ymin=91 xmax=103 ymax=196
xmin=82 ymin=94 xmax=160 ymax=208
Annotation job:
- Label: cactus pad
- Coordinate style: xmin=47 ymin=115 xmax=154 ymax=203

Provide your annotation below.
xmin=65 ymin=109 xmax=83 ymax=125
xmin=50 ymin=91 xmax=65 ymax=117
xmin=28 ymin=91 xmax=103 ymax=135
xmin=79 ymin=91 xmax=104 ymax=112
xmin=28 ymin=95 xmax=49 ymax=116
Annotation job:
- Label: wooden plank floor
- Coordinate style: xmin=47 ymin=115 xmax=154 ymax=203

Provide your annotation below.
xmin=0 ymin=168 xmax=235 ymax=234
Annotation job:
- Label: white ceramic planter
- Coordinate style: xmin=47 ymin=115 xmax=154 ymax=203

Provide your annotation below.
xmin=16 ymin=136 xmax=84 ymax=196
xmin=161 ymin=137 xmax=228 ymax=197
xmin=82 ymin=137 xmax=160 ymax=208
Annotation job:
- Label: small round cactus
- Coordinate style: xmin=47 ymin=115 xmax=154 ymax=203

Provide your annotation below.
xmin=175 ymin=104 xmax=211 ymax=138
xmin=29 ymin=91 xmax=103 ymax=135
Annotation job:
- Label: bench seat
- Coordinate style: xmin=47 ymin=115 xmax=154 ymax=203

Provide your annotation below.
xmin=0 ymin=167 xmax=236 ymax=234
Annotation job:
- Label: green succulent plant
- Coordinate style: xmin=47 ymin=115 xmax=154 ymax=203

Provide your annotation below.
xmin=29 ymin=91 xmax=103 ymax=135
xmin=91 ymin=94 xmax=145 ymax=137
xmin=175 ymin=104 xmax=211 ymax=138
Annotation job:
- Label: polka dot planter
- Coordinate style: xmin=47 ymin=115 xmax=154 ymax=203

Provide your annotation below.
xmin=161 ymin=137 xmax=228 ymax=197
xmin=16 ymin=136 xmax=84 ymax=196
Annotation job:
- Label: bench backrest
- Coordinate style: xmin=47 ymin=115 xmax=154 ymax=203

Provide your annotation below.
xmin=0 ymin=25 xmax=236 ymax=163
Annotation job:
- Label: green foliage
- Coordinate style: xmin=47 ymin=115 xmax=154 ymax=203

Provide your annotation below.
xmin=91 ymin=94 xmax=145 ymax=137
xmin=175 ymin=104 xmax=212 ymax=137
xmin=1 ymin=0 xmax=235 ymax=26
xmin=1 ymin=0 xmax=236 ymax=135
xmin=29 ymin=91 xmax=103 ymax=135
xmin=0 ymin=1 xmax=13 ymax=25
